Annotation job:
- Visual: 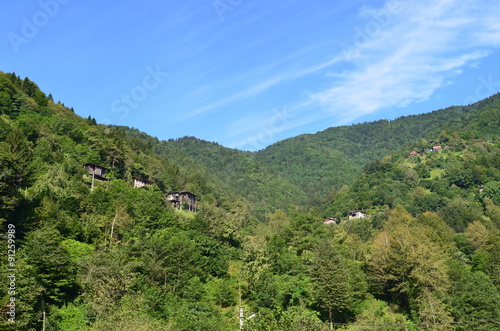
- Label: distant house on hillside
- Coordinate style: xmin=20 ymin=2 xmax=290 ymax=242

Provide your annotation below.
xmin=83 ymin=163 xmax=108 ymax=180
xmin=409 ymin=151 xmax=420 ymax=156
xmin=133 ymin=176 xmax=154 ymax=188
xmin=348 ymin=210 xmax=367 ymax=220
xmin=432 ymin=145 xmax=443 ymax=151
xmin=166 ymin=191 xmax=197 ymax=212
xmin=323 ymin=217 xmax=338 ymax=224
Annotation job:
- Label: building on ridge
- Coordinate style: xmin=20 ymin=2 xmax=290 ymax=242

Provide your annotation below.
xmin=348 ymin=210 xmax=367 ymax=220
xmin=133 ymin=176 xmax=154 ymax=188
xmin=166 ymin=191 xmax=197 ymax=212
xmin=83 ymin=163 xmax=108 ymax=180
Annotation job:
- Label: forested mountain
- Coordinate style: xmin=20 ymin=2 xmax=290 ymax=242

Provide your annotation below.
xmin=156 ymin=97 xmax=495 ymax=215
xmin=157 ymin=137 xmax=309 ymax=216
xmin=255 ymin=104 xmax=476 ymax=200
xmin=1 ymin=71 xmax=499 ymax=330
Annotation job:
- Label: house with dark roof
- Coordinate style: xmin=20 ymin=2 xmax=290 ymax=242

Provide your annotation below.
xmin=83 ymin=163 xmax=108 ymax=180
xmin=166 ymin=191 xmax=197 ymax=212
xmin=133 ymin=176 xmax=154 ymax=188
xmin=348 ymin=210 xmax=367 ymax=220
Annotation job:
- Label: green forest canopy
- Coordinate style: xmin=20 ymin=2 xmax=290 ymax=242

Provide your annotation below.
xmin=1 ymin=71 xmax=499 ymax=330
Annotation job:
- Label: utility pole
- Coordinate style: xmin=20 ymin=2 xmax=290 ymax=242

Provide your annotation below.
xmin=42 ymin=297 xmax=46 ymax=331
xmin=238 ymin=280 xmax=245 ymax=330
xmin=238 ymin=306 xmax=245 ymax=331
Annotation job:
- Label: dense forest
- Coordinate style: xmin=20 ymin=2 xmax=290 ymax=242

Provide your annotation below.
xmin=154 ymin=101 xmax=490 ymax=216
xmin=1 ymin=70 xmax=500 ymax=330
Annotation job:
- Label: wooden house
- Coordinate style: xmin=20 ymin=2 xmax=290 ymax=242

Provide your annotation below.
xmin=83 ymin=163 xmax=108 ymax=180
xmin=348 ymin=210 xmax=367 ymax=220
xmin=133 ymin=176 xmax=154 ymax=188
xmin=409 ymin=151 xmax=419 ymax=156
xmin=166 ymin=191 xmax=197 ymax=212
xmin=432 ymin=145 xmax=443 ymax=151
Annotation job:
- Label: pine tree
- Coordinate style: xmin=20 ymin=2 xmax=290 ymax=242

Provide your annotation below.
xmin=311 ymin=242 xmax=351 ymax=329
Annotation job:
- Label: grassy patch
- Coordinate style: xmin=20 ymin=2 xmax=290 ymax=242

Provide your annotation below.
xmin=430 ymin=169 xmax=444 ymax=179
xmin=174 ymin=208 xmax=196 ymax=220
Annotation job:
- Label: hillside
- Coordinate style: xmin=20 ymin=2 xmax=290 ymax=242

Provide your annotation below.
xmin=158 ymin=97 xmax=498 ymax=215
xmin=158 ymin=137 xmax=308 ymax=216
xmin=325 ymin=94 xmax=500 ymax=220
xmin=255 ymin=105 xmax=473 ymax=196
xmin=0 ymin=71 xmax=260 ymax=329
xmin=1 ymin=71 xmax=500 ymax=330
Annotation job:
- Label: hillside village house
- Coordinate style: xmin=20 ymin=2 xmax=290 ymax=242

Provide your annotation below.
xmin=432 ymin=145 xmax=443 ymax=151
xmin=409 ymin=151 xmax=419 ymax=156
xmin=166 ymin=191 xmax=197 ymax=212
xmin=83 ymin=163 xmax=108 ymax=180
xmin=133 ymin=176 xmax=154 ymax=188
xmin=348 ymin=210 xmax=367 ymax=220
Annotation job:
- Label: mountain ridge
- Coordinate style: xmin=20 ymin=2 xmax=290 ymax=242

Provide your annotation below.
xmin=153 ymin=95 xmax=499 ymax=214
xmin=1 ymin=71 xmax=500 ymax=330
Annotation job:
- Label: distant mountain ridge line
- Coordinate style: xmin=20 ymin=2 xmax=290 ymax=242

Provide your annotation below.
xmin=123 ymin=92 xmax=499 ymax=214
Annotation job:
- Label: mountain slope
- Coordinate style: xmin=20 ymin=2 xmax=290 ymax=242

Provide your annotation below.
xmin=255 ymin=104 xmax=484 ymax=200
xmin=2 ymin=71 xmax=500 ymax=330
xmin=325 ymin=93 xmax=500 ymax=221
xmin=160 ymin=95 xmax=500 ymax=214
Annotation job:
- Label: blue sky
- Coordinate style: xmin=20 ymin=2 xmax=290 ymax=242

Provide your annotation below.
xmin=2 ymin=0 xmax=500 ymax=151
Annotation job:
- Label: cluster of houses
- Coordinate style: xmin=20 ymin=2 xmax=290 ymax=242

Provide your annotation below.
xmin=323 ymin=210 xmax=368 ymax=224
xmin=409 ymin=144 xmax=453 ymax=157
xmin=83 ymin=163 xmax=196 ymax=212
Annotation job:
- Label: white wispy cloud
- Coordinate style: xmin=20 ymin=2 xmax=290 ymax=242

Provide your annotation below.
xmin=177 ymin=44 xmax=343 ymax=122
xmin=227 ymin=0 xmax=500 ymax=150
xmin=311 ymin=0 xmax=500 ymax=120
xmin=176 ymin=74 xmax=290 ymax=121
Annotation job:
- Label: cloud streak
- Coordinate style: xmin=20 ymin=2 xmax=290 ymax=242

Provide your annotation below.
xmin=177 ymin=43 xmax=344 ymax=122
xmin=311 ymin=0 xmax=500 ymax=121
xmin=224 ymin=0 xmax=500 ymax=150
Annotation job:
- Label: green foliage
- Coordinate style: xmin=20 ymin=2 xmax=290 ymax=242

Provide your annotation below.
xmin=482 ymin=181 xmax=500 ymax=204
xmin=447 ymin=260 xmax=500 ymax=330
xmin=21 ymin=226 xmax=79 ymax=304
xmin=51 ymin=301 xmax=90 ymax=331
xmin=1 ymin=72 xmax=500 ymax=329
xmin=139 ymin=228 xmax=204 ymax=296
xmin=246 ymin=307 xmax=328 ymax=331
xmin=346 ymin=298 xmax=411 ymax=331
xmin=370 ymin=218 xmax=450 ymax=315
xmin=311 ymin=242 xmax=352 ymax=325
xmin=206 ymin=277 xmax=237 ymax=307
xmin=62 ymin=239 xmax=94 ymax=264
